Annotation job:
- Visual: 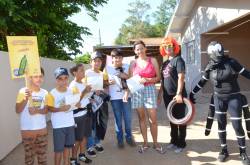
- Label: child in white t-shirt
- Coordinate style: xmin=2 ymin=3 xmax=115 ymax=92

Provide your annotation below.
xmin=85 ymin=51 xmax=109 ymax=157
xmin=47 ymin=67 xmax=75 ymax=165
xmin=105 ymin=49 xmax=135 ymax=148
xmin=15 ymin=68 xmax=49 ymax=165
xmin=69 ymin=64 xmax=92 ymax=164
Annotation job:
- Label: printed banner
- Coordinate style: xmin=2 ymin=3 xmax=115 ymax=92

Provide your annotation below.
xmin=6 ymin=36 xmax=41 ymax=79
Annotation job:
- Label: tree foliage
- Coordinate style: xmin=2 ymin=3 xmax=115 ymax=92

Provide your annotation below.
xmin=0 ymin=0 xmax=108 ymax=60
xmin=73 ymin=52 xmax=91 ymax=64
xmin=115 ymin=0 xmax=152 ymax=45
xmin=152 ymin=0 xmax=177 ymax=36
xmin=115 ymin=0 xmax=176 ymax=45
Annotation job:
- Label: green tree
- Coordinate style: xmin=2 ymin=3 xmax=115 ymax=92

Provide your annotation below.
xmin=152 ymin=0 xmax=177 ymax=36
xmin=74 ymin=52 xmax=91 ymax=64
xmin=115 ymin=0 xmax=177 ymax=44
xmin=0 ymin=0 xmax=108 ymax=60
xmin=115 ymin=0 xmax=153 ymax=45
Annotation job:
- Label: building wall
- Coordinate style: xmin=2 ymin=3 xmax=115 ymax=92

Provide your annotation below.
xmin=180 ymin=0 xmax=250 ymax=92
xmin=200 ymin=20 xmax=250 ymax=92
xmin=0 ymin=51 xmax=81 ymax=160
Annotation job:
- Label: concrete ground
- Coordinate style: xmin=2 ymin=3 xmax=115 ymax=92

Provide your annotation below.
xmin=1 ymin=95 xmax=250 ymax=165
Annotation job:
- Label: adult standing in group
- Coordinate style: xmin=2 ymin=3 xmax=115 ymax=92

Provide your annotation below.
xmin=157 ymin=37 xmax=187 ymax=153
xmin=129 ymin=40 xmax=163 ymax=153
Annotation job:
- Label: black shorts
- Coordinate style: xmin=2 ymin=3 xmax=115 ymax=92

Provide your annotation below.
xmin=74 ymin=115 xmax=92 ymax=141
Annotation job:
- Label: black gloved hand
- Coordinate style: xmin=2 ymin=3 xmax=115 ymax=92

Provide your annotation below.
xmin=205 ymin=129 xmax=210 ymax=136
xmin=189 ymin=92 xmax=196 ymax=104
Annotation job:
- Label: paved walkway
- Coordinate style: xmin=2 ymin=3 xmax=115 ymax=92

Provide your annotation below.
xmin=1 ymin=96 xmax=249 ymax=165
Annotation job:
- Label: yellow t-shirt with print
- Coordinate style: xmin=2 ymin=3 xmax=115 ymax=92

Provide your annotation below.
xmin=16 ymin=88 xmax=48 ymax=130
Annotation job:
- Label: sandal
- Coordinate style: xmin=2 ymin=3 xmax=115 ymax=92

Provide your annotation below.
xmin=138 ymin=145 xmax=150 ymax=153
xmin=153 ymin=145 xmax=166 ymax=154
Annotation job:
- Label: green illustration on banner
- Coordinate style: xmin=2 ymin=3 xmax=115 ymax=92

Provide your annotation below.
xmin=17 ymin=55 xmax=27 ymax=76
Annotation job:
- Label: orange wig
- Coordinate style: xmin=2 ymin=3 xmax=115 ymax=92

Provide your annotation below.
xmin=159 ymin=37 xmax=180 ymax=57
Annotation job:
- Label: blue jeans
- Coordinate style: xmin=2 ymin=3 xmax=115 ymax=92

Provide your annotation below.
xmin=87 ymin=113 xmax=100 ymax=149
xmin=111 ymin=98 xmax=132 ymax=143
xmin=87 ymin=130 xmax=100 ymax=149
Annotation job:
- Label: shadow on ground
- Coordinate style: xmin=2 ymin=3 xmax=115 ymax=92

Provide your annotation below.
xmin=1 ymin=99 xmax=250 ymax=165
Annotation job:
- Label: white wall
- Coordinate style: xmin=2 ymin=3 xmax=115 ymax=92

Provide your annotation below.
xmin=181 ymin=0 xmax=250 ymax=91
xmin=0 ymin=51 xmax=77 ymax=160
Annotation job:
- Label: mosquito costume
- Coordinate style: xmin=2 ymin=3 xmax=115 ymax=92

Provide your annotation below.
xmin=190 ymin=41 xmax=250 ymax=164
xmin=205 ymin=94 xmax=250 ymax=138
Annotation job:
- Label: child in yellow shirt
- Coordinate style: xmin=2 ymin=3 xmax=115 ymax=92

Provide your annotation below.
xmin=15 ymin=68 xmax=48 ymax=165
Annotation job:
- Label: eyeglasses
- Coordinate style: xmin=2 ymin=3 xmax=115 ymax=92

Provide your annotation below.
xmin=165 ymin=44 xmax=173 ymax=49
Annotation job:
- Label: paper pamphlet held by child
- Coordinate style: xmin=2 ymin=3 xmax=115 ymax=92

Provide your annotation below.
xmin=65 ymin=94 xmax=80 ymax=112
xmin=87 ymin=76 xmax=103 ymax=91
xmin=91 ymin=94 xmax=103 ymax=113
xmin=126 ymin=75 xmax=144 ymax=93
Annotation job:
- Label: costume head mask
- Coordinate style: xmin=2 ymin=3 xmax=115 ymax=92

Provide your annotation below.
xmin=160 ymin=37 xmax=180 ymax=57
xmin=207 ymin=41 xmax=224 ymax=63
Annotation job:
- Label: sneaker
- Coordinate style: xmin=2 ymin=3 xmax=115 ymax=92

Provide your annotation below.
xmin=166 ymin=143 xmax=177 ymax=150
xmin=240 ymin=152 xmax=250 ymax=165
xmin=87 ymin=148 xmax=97 ymax=158
xmin=174 ymin=147 xmax=184 ymax=153
xmin=218 ymin=150 xmax=229 ymax=162
xmin=79 ymin=153 xmax=92 ymax=164
xmin=118 ymin=142 xmax=125 ymax=149
xmin=126 ymin=138 xmax=136 ymax=147
xmin=95 ymin=144 xmax=104 ymax=153
xmin=70 ymin=158 xmax=80 ymax=165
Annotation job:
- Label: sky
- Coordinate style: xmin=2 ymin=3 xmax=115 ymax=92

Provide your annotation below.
xmin=69 ymin=0 xmax=163 ymax=54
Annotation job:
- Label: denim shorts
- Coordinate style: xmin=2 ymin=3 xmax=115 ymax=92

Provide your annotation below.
xmin=131 ymin=85 xmax=157 ymax=109
xmin=53 ymin=126 xmax=75 ymax=152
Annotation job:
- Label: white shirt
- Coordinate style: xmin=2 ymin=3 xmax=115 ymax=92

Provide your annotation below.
xmin=69 ymin=80 xmax=89 ymax=117
xmin=48 ymin=88 xmax=75 ymax=129
xmin=17 ymin=88 xmax=48 ymax=130
xmin=105 ymin=64 xmax=129 ymax=100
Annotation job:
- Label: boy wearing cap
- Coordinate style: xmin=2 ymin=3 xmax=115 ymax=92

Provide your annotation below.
xmin=47 ymin=67 xmax=75 ymax=165
xmin=105 ymin=49 xmax=135 ymax=148
xmin=84 ymin=51 xmax=109 ymax=157
xmin=16 ymin=68 xmax=48 ymax=165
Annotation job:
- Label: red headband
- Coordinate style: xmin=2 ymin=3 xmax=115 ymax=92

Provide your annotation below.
xmin=159 ymin=37 xmax=180 ymax=57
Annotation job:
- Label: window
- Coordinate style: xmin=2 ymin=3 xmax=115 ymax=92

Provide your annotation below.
xmin=185 ymin=41 xmax=195 ymax=64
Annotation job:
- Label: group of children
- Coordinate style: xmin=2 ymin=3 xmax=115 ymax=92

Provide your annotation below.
xmin=15 ymin=52 xmax=111 ymax=165
xmin=15 ymin=49 xmax=135 ymax=165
